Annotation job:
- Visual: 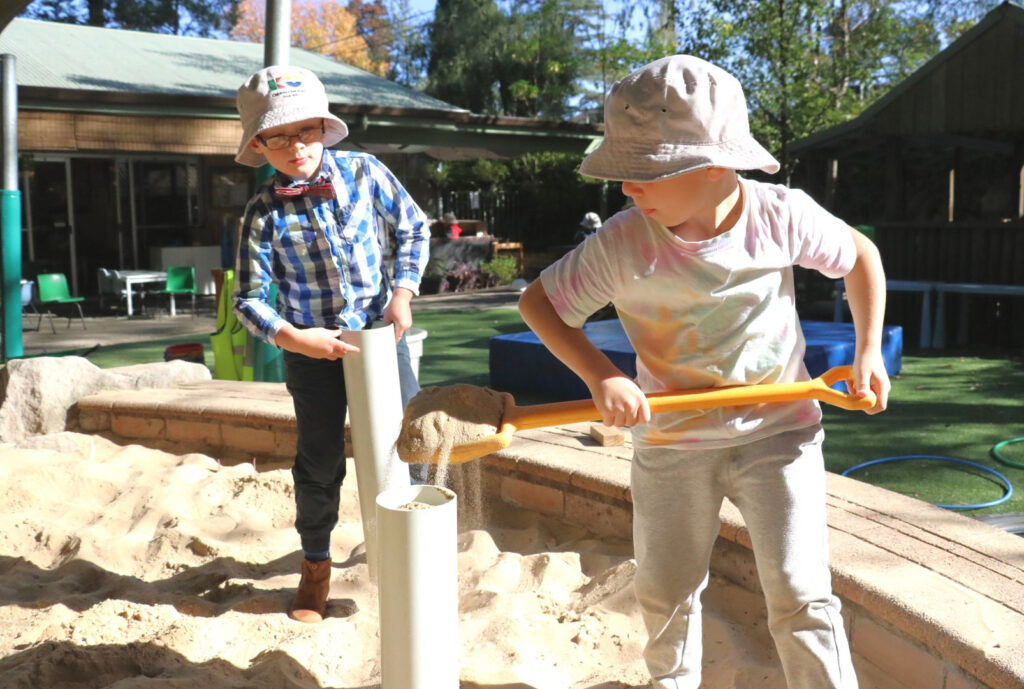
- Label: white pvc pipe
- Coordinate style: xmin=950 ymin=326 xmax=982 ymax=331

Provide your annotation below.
xmin=342 ymin=323 xmax=411 ymax=582
xmin=376 ymin=484 xmax=459 ymax=689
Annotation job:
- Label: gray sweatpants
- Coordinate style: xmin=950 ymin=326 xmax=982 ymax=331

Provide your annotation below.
xmin=631 ymin=424 xmax=857 ymax=689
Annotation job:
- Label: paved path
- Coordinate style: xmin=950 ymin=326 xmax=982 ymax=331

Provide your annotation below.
xmin=10 ymin=286 xmax=523 ymax=358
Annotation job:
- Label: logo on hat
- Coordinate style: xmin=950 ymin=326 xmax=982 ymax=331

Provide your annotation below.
xmin=268 ymin=75 xmax=303 ymax=91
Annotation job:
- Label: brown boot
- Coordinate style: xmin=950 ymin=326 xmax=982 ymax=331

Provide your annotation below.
xmin=289 ymin=557 xmax=332 ymax=623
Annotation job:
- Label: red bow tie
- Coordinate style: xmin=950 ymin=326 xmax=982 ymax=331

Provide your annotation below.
xmin=275 ymin=178 xmax=334 ymax=199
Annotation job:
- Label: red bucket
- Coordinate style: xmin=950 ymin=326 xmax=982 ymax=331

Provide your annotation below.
xmin=164 ymin=342 xmax=205 ymax=364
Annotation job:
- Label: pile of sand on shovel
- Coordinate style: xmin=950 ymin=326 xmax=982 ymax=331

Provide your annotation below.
xmin=396 ymin=384 xmax=512 ymax=465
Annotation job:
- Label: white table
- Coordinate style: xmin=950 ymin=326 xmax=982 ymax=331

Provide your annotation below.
xmin=118 ymin=270 xmax=167 ymax=317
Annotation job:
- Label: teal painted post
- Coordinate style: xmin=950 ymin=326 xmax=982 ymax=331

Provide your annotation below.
xmin=1 ymin=189 xmax=22 ymax=360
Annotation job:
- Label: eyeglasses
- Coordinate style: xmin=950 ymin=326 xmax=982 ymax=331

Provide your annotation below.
xmin=257 ymin=121 xmax=325 ymax=150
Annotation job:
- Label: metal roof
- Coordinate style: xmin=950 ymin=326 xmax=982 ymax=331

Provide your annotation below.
xmin=0 ymin=17 xmax=461 ymax=113
xmin=792 ymin=1 xmax=1024 ymax=154
xmin=0 ymin=18 xmax=602 ymax=159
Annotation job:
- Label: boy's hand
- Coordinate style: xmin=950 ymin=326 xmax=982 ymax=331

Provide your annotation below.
xmin=383 ymin=287 xmax=414 ymax=343
xmin=589 ymin=376 xmax=651 ymax=427
xmin=849 ymin=350 xmax=890 ymax=414
xmin=276 ymin=325 xmax=360 ymax=360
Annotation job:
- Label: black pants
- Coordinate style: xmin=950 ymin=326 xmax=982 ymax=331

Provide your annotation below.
xmin=283 ymin=330 xmax=420 ymax=554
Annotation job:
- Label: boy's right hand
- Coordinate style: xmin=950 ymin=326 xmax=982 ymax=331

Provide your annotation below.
xmin=589 ymin=376 xmax=651 ymax=428
xmin=276 ymin=325 xmax=360 ymax=360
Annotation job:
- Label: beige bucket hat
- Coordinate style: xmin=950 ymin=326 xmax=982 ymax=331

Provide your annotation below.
xmin=580 ymin=55 xmax=779 ymax=182
xmin=235 ymin=65 xmax=349 ymax=167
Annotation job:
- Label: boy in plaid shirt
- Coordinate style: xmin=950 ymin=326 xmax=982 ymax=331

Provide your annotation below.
xmin=234 ymin=65 xmax=430 ymax=624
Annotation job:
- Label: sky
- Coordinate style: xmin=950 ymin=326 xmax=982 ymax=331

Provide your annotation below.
xmin=398 ymin=0 xmax=439 ymax=30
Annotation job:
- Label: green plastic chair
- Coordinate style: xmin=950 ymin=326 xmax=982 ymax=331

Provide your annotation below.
xmin=159 ymin=265 xmax=197 ymax=317
xmin=36 ymin=272 xmax=86 ymax=332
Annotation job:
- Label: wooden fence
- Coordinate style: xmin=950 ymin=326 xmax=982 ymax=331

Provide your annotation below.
xmin=873 ymin=223 xmax=1024 ymax=349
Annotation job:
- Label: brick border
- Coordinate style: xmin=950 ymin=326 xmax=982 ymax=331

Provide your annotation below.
xmin=70 ymin=383 xmax=1024 ymax=689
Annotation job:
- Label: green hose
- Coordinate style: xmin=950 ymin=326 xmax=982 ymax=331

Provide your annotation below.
xmin=991 ymin=437 xmax=1024 ymax=469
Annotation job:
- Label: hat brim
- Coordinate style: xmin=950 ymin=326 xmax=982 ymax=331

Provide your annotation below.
xmin=579 ymin=135 xmax=780 ymax=182
xmin=235 ymin=109 xmax=349 ymax=168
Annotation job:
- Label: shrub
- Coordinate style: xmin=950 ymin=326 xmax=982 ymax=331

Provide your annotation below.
xmin=439 ymin=261 xmax=493 ymax=293
xmin=479 ymin=256 xmax=519 ymax=285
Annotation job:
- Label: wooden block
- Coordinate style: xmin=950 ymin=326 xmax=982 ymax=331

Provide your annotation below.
xmin=589 ymin=423 xmax=625 ymax=446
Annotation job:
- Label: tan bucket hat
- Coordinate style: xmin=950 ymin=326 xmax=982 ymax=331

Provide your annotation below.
xmin=235 ymin=65 xmax=349 ymax=168
xmin=580 ymin=55 xmax=779 ymax=182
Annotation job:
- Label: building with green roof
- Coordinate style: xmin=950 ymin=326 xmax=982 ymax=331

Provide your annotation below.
xmin=0 ymin=18 xmax=601 ymax=296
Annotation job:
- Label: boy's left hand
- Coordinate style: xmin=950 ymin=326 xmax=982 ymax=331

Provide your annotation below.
xmin=383 ymin=287 xmax=414 ymax=343
xmin=849 ymin=351 xmax=890 ymax=414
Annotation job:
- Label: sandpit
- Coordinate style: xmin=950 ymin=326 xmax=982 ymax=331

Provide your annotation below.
xmin=0 ymin=432 xmax=655 ymax=688
xmin=0 ymin=432 xmax=785 ymax=688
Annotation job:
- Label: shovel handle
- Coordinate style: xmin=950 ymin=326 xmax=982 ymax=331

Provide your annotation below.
xmin=507 ymin=365 xmax=874 ymax=431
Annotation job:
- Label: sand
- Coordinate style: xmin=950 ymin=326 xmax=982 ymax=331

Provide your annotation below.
xmin=0 ymin=432 xmax=654 ymax=688
xmin=396 ymin=384 xmax=511 ymax=469
xmin=0 ymin=432 xmax=783 ymax=689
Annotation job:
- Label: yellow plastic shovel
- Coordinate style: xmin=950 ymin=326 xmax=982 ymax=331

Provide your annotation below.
xmin=400 ymin=365 xmax=875 ymax=465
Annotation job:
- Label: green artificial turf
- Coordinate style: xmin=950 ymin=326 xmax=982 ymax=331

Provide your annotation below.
xmin=84 ymin=334 xmax=216 ymax=371
xmin=412 ymin=308 xmax=529 ymax=389
xmin=80 ymin=306 xmax=1024 ymax=517
xmin=821 ymin=355 xmax=1024 ymax=515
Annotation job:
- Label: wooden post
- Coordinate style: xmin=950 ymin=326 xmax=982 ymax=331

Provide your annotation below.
xmin=1018 ymin=163 xmax=1023 ymax=219
xmin=824 ymin=158 xmax=838 ymax=211
xmin=947 ymin=167 xmax=956 ymax=223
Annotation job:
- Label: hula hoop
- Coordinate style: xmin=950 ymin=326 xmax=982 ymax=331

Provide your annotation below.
xmin=841 ymin=455 xmax=1013 ymax=510
xmin=991 ymin=437 xmax=1024 ymax=469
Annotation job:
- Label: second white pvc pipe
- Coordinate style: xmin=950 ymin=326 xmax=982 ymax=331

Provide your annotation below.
xmin=341 ymin=323 xmax=410 ymax=582
xmin=344 ymin=325 xmax=459 ymax=688
xmin=377 ymin=484 xmax=459 ymax=689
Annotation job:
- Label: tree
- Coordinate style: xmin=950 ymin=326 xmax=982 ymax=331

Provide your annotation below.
xmin=679 ymin=0 xmax=939 ymax=176
xmin=924 ymin=0 xmax=1001 ymax=42
xmin=230 ymin=0 xmax=389 ymax=77
xmin=20 ymin=0 xmax=238 ymax=36
xmin=383 ymin=0 xmax=430 ymax=87
xmin=425 ymin=0 xmax=503 ymax=113
xmin=348 ymin=0 xmax=394 ymax=72
xmin=493 ymin=0 xmax=595 ymax=119
xmin=425 ymin=0 xmax=597 ymax=118
xmin=578 ymin=0 xmax=683 ymax=120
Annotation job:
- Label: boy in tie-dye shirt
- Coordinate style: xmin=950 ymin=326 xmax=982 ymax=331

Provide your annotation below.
xmin=519 ymin=55 xmax=889 ymax=689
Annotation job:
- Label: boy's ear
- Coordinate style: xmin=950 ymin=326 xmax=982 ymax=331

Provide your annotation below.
xmin=248 ymin=138 xmax=263 ymax=152
xmin=705 ymin=167 xmax=727 ymax=180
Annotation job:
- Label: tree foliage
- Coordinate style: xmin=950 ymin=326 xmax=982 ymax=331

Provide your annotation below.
xmin=230 ymin=0 xmax=389 ymax=77
xmin=21 ymin=0 xmax=238 ymax=36
xmin=492 ymin=0 xmax=595 ymax=118
xmin=425 ymin=0 xmax=597 ymax=118
xmin=425 ymin=0 xmax=503 ymax=113
xmin=383 ymin=0 xmax=430 ymax=86
xmin=672 ymin=0 xmax=940 ymax=176
xmin=577 ymin=0 xmax=682 ymax=120
xmin=924 ymin=0 xmax=1001 ymax=42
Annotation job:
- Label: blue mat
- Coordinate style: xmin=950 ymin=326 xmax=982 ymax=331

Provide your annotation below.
xmin=489 ymin=319 xmax=902 ymax=400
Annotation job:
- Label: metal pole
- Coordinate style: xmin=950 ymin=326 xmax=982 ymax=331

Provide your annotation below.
xmin=1 ymin=54 xmax=22 ymax=361
xmin=259 ymin=2 xmax=291 ymax=187
xmin=1 ymin=57 xmax=15 ymax=191
xmin=264 ymin=0 xmax=292 ymax=67
xmin=64 ymin=157 xmax=78 ymax=294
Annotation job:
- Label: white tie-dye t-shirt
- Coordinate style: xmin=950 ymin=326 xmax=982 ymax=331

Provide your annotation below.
xmin=540 ymin=177 xmax=858 ymax=450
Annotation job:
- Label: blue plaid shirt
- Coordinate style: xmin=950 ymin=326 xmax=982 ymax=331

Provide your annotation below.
xmin=234 ymin=150 xmax=430 ymax=344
